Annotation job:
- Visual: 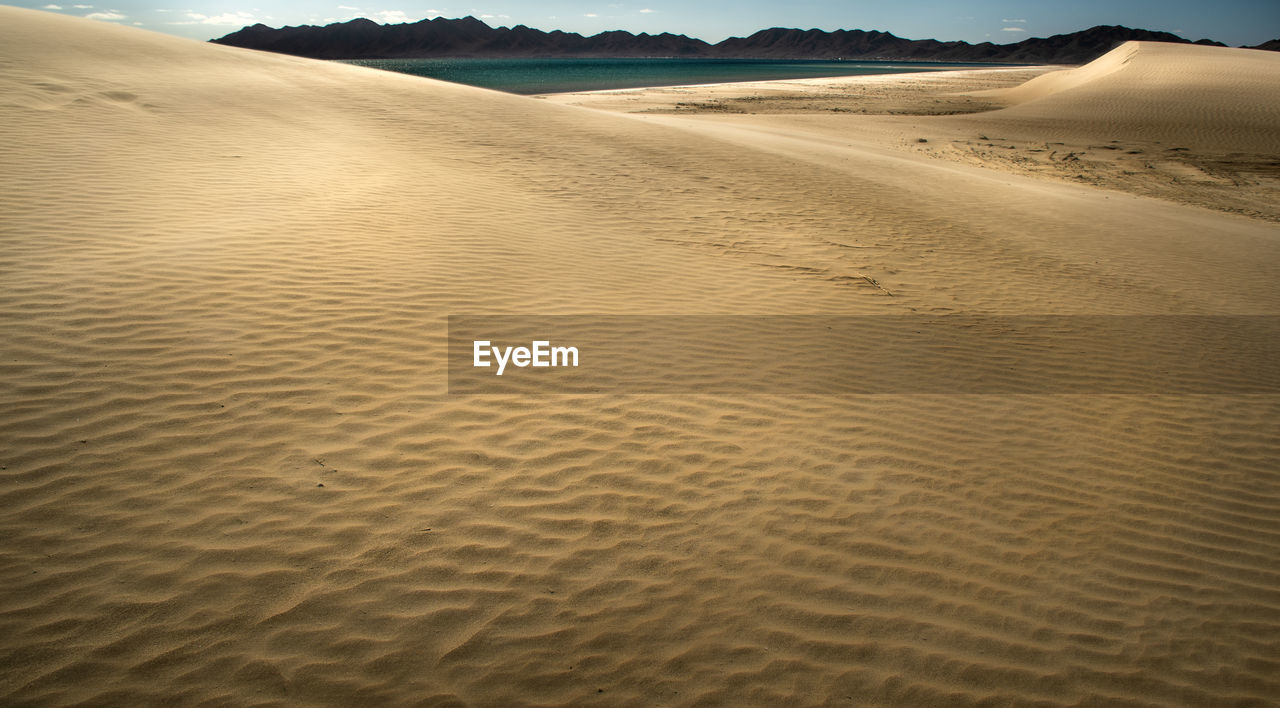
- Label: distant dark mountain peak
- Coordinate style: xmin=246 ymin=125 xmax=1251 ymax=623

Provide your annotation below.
xmin=209 ymin=17 xmax=1253 ymax=64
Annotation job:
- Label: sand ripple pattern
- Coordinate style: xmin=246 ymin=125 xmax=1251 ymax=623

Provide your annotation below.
xmin=2 ymin=9 xmax=1279 ymax=706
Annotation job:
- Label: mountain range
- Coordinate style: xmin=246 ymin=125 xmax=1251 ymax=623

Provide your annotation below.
xmin=211 ymin=17 xmax=1279 ymax=64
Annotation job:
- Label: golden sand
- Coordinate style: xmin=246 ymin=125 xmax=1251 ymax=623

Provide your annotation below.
xmin=549 ymin=42 xmax=1280 ymax=221
xmin=2 ymin=7 xmax=1278 ymax=704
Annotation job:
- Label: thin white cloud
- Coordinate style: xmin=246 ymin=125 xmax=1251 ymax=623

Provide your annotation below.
xmin=639 ymin=7 xmax=653 ymax=13
xmin=337 ymin=4 xmax=359 ymax=9
xmin=73 ymin=3 xmax=93 ymax=7
xmin=1001 ymin=27 xmax=1026 ymax=32
xmin=43 ymin=4 xmax=63 ymax=9
xmin=1002 ymin=18 xmax=1027 ymax=23
xmin=85 ymin=10 xmax=125 ymax=20
xmin=170 ymin=10 xmax=257 ymax=24
xmin=372 ymin=9 xmax=408 ymax=22
xmin=584 ymin=12 xmax=597 ymax=17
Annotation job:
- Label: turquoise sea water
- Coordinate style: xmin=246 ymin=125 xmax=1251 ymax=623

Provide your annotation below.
xmin=340 ymin=57 xmax=1007 ymax=94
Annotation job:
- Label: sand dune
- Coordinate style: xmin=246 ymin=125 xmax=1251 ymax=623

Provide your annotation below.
xmin=2 ymin=7 xmax=1279 ymax=705
xmin=972 ymin=41 xmax=1280 ymax=151
xmin=937 ymin=41 xmax=1280 ymax=219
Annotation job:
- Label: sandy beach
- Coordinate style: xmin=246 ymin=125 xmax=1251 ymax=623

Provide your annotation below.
xmin=2 ymin=5 xmax=1279 ymax=704
xmin=545 ymin=43 xmax=1280 ymax=221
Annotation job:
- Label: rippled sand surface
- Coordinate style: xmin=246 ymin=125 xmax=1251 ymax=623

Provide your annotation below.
xmin=2 ymin=8 xmax=1279 ymax=704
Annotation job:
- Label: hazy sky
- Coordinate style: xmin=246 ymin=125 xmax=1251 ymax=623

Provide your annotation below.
xmin=23 ymin=0 xmax=1280 ymax=47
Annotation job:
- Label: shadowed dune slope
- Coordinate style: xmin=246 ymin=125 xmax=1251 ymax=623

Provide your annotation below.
xmin=2 ymin=7 xmax=1280 ymax=706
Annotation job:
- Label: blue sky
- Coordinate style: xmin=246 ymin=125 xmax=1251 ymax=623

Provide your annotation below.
xmin=24 ymin=0 xmax=1280 ymax=46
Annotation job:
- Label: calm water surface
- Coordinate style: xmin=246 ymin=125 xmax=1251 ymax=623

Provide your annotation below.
xmin=340 ymin=57 xmax=1009 ymax=94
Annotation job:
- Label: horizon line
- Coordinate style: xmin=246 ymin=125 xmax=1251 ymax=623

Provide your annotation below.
xmin=222 ymin=15 xmax=1239 ymax=48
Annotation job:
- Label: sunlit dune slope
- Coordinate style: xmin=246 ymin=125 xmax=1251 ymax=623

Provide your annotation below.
xmin=974 ymin=41 xmax=1280 ymax=151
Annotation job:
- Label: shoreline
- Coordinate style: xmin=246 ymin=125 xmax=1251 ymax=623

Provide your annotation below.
xmin=533 ymin=64 xmax=1059 ymax=96
xmin=345 ymin=55 xmax=1040 ymax=95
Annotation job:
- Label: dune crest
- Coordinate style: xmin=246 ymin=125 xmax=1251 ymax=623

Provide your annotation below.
xmin=976 ymin=41 xmax=1141 ymax=104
